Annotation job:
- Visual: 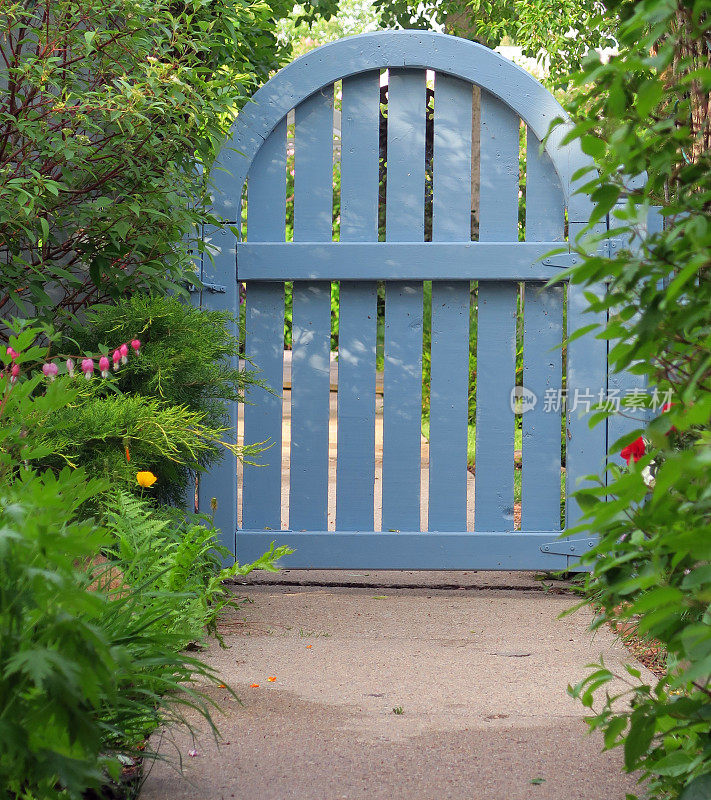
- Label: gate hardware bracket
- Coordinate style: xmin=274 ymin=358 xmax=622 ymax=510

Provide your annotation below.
xmin=541 ymin=254 xmax=579 ymax=268
xmin=188 ymin=282 xmax=227 ymax=294
xmin=540 ymin=538 xmax=597 ymax=556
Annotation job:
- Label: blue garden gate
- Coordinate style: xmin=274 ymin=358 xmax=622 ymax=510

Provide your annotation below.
xmin=198 ymin=31 xmax=614 ymax=571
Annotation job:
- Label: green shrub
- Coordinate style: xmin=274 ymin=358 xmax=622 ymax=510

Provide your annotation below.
xmin=0 ymin=0 xmax=338 ymax=326
xmin=0 ymin=467 xmax=113 ymax=798
xmin=69 ymin=294 xmax=262 ymax=431
xmin=62 ymin=295 xmax=265 ymax=503
xmin=559 ymin=0 xmax=711 ymax=797
xmin=0 ymin=347 xmax=287 ymax=797
xmin=37 ymin=391 xmax=238 ymax=506
xmin=0 ymin=466 xmax=226 ymax=799
xmin=2 ymin=315 xmax=260 ymax=505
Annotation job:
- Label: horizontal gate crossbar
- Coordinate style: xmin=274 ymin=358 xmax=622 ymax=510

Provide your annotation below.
xmin=236 ymin=242 xmax=576 ymax=281
xmin=236 ymin=531 xmax=582 ymax=571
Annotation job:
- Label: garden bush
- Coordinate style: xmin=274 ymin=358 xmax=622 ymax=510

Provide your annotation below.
xmin=0 ymin=0 xmax=339 ymax=327
xmin=555 ymin=0 xmax=711 ymax=797
xmin=0 ymin=337 xmax=290 ymax=798
xmin=0 ymin=466 xmax=113 ymax=799
xmin=1 ymin=312 xmax=260 ymax=505
xmin=0 ymin=464 xmax=229 ymax=800
xmin=71 ymin=294 xmax=260 ymax=429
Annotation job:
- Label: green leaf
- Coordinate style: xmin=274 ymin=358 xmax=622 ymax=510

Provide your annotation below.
xmin=653 ymin=751 xmax=699 ymax=777
xmin=580 ymin=135 xmax=606 ymax=159
xmin=591 ymin=185 xmax=621 ymax=220
xmin=635 ymin=80 xmax=663 ymax=118
xmin=566 ymin=322 xmax=601 ymax=346
xmin=603 ymin=716 xmax=627 ymax=749
xmin=624 ymin=712 xmax=655 ymax=769
xmin=680 ymin=775 xmax=711 ymax=800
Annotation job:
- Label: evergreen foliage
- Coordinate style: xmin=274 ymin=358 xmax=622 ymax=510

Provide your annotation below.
xmin=71 ymin=294 xmax=262 ymax=430
xmin=39 ymin=392 xmax=229 ymax=505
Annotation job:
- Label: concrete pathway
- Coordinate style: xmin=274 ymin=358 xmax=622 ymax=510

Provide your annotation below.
xmin=140 ymin=571 xmax=649 ymax=800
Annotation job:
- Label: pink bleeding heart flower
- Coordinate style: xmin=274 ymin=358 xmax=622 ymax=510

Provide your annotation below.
xmin=6 ymin=347 xmax=18 ymax=362
xmin=120 ymin=343 xmax=129 ymax=365
xmin=112 ymin=349 xmax=121 ymax=370
xmin=99 ymin=356 xmax=110 ymax=378
xmin=81 ymin=358 xmax=94 ymax=379
xmin=66 ymin=358 xmax=75 ymax=377
xmin=42 ymin=362 xmax=59 ymax=381
xmin=10 ymin=363 xmax=20 ymax=384
xmin=130 ymin=339 xmax=141 ymax=355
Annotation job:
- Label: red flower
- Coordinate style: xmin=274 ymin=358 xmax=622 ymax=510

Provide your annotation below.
xmin=621 ymin=436 xmax=646 ymax=465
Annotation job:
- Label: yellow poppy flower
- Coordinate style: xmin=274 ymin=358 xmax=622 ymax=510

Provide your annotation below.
xmin=136 ymin=471 xmax=157 ymax=488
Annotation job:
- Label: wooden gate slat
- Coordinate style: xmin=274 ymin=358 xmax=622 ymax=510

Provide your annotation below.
xmin=429 ymin=73 xmax=472 ymax=531
xmin=242 ymin=118 xmax=287 ymax=531
xmin=336 ymin=72 xmax=380 ymax=530
xmin=289 ymin=87 xmax=334 ymax=531
xmin=475 ymin=92 xmax=519 ymax=531
xmin=382 ymin=69 xmax=426 ymax=532
xmin=566 ymin=221 xmax=608 ymax=529
xmin=521 ymin=129 xmax=565 ymax=531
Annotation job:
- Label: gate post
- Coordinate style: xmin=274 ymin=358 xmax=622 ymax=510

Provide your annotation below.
xmin=193 ymin=222 xmax=239 ymax=560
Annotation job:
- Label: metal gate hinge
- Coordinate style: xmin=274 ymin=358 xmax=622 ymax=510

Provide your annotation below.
xmin=540 ymin=538 xmax=597 ymax=556
xmin=188 ymin=282 xmax=226 ymax=294
xmin=541 ymin=253 xmax=579 ymax=268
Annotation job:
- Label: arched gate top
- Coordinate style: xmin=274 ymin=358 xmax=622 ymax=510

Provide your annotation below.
xmin=212 ymin=30 xmax=593 ymax=224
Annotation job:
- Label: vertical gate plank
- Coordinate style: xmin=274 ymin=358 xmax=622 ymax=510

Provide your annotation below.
xmin=521 ymin=129 xmax=565 ymax=531
xmin=475 ymin=92 xmax=519 ymax=531
xmin=336 ymin=72 xmax=380 ymax=530
xmin=566 ymin=220 xmax=608 ymax=528
xmin=290 ymin=87 xmax=334 ymax=530
xmin=382 ymin=69 xmax=426 ymax=532
xmin=242 ymin=118 xmax=287 ymax=531
xmin=429 ymin=73 xmax=472 ymax=531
